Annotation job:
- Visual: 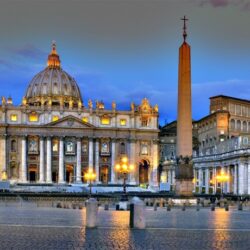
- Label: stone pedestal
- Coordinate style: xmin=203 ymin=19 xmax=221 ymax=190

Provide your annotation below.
xmin=175 ymin=163 xmax=193 ymax=196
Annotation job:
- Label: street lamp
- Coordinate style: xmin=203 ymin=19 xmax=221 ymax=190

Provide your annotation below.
xmin=216 ymin=170 xmax=229 ymax=197
xmin=84 ymin=169 xmax=96 ymax=196
xmin=115 ymin=156 xmax=134 ymax=194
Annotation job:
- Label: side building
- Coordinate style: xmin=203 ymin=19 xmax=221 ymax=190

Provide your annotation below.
xmin=0 ymin=43 xmax=159 ymax=187
xmin=193 ymin=95 xmax=250 ymax=195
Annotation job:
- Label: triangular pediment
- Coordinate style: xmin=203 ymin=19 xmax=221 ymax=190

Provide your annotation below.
xmin=45 ymin=115 xmax=95 ymax=128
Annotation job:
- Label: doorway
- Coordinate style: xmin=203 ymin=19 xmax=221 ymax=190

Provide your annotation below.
xmin=100 ymin=165 xmax=109 ymax=184
xmin=29 ymin=165 xmax=37 ymax=182
xmin=66 ymin=164 xmax=74 ymax=183
xmin=139 ymin=160 xmax=149 ymax=184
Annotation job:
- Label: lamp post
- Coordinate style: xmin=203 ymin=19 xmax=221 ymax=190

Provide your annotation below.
xmin=216 ymin=170 xmax=229 ymax=198
xmin=84 ymin=169 xmax=96 ymax=196
xmin=115 ymin=156 xmax=134 ymax=194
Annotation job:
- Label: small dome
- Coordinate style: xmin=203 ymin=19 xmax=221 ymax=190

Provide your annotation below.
xmin=24 ymin=42 xmax=83 ymax=108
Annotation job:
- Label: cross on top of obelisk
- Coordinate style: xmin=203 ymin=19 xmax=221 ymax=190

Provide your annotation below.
xmin=181 ymin=15 xmax=188 ymax=42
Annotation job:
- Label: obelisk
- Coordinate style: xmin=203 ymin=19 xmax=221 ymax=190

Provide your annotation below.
xmin=175 ymin=16 xmax=193 ymax=196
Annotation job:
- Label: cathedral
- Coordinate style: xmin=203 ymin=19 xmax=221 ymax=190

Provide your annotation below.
xmin=0 ymin=43 xmax=159 ymax=186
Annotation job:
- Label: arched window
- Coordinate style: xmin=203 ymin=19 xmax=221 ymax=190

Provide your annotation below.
xmin=237 ymin=120 xmax=241 ymax=130
xmin=53 ymin=82 xmax=58 ymax=94
xmin=11 ymin=140 xmax=17 ymax=152
xmin=243 ymin=121 xmax=247 ymax=132
xmin=42 ymin=83 xmax=47 ymax=95
xmin=230 ymin=119 xmax=235 ymax=130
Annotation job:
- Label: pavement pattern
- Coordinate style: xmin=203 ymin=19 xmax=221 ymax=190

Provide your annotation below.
xmin=0 ymin=203 xmax=250 ymax=250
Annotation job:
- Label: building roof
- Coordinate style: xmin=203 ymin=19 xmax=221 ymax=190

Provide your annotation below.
xmin=210 ymin=95 xmax=250 ymax=104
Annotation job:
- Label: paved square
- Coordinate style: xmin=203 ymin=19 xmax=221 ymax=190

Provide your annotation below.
xmin=0 ymin=203 xmax=250 ymax=249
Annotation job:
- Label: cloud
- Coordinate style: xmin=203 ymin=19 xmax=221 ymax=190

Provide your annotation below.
xmin=196 ymin=0 xmax=250 ymax=9
xmin=7 ymin=44 xmax=47 ymax=60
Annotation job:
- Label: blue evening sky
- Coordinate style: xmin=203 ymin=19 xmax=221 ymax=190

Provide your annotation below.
xmin=0 ymin=0 xmax=250 ymax=125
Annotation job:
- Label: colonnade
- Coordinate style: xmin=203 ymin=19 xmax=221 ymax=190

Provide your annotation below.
xmin=194 ymin=163 xmax=250 ymax=195
xmin=17 ymin=136 xmax=144 ymax=184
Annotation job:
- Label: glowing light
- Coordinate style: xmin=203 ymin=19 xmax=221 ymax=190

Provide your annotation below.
xmin=82 ymin=117 xmax=88 ymax=123
xmin=101 ymin=117 xmax=110 ymax=125
xmin=29 ymin=113 xmax=38 ymax=122
xmin=122 ymin=156 xmax=128 ymax=163
xmin=120 ymin=119 xmax=126 ymax=126
xmin=115 ymin=164 xmax=121 ymax=171
xmin=10 ymin=114 xmax=17 ymax=122
xmin=129 ymin=164 xmax=134 ymax=171
xmin=52 ymin=116 xmax=59 ymax=122
xmin=1 ymin=171 xmax=7 ymax=181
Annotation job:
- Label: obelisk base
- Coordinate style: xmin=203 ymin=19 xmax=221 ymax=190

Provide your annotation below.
xmin=175 ymin=163 xmax=194 ymax=197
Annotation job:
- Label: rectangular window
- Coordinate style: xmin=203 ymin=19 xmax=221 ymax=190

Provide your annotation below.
xmin=82 ymin=117 xmax=88 ymax=123
xmin=120 ymin=119 xmax=126 ymax=126
xmin=52 ymin=116 xmax=59 ymax=122
xmin=10 ymin=114 xmax=17 ymax=122
xmin=29 ymin=113 xmax=38 ymax=122
xmin=101 ymin=117 xmax=110 ymax=125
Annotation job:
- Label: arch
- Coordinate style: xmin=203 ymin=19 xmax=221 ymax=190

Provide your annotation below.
xmin=243 ymin=121 xmax=247 ymax=132
xmin=237 ymin=120 xmax=241 ymax=130
xmin=139 ymin=159 xmax=150 ymax=185
xmin=230 ymin=119 xmax=235 ymax=130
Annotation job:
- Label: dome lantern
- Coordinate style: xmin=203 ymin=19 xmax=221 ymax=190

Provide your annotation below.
xmin=47 ymin=41 xmax=61 ymax=69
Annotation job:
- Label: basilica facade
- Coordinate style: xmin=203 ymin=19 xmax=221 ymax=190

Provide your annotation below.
xmin=0 ymin=43 xmax=159 ymax=186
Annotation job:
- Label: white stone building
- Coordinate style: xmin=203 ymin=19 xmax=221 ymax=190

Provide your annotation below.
xmin=0 ymin=43 xmax=159 ymax=186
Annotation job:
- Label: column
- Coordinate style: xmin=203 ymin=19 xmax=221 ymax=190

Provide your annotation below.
xmin=233 ymin=164 xmax=238 ymax=195
xmin=199 ymin=168 xmax=203 ymax=193
xmin=111 ymin=139 xmax=116 ymax=183
xmin=39 ymin=137 xmax=45 ymax=183
xmin=248 ymin=162 xmax=250 ymax=195
xmin=213 ymin=167 xmax=217 ymax=194
xmin=88 ymin=138 xmax=94 ymax=171
xmin=151 ymin=141 xmax=159 ymax=187
xmin=58 ymin=137 xmax=65 ymax=184
xmin=0 ymin=135 xmax=7 ymax=180
xmin=129 ymin=139 xmax=136 ymax=184
xmin=225 ymin=166 xmax=230 ymax=193
xmin=46 ymin=137 xmax=52 ymax=183
xmin=238 ymin=162 xmax=245 ymax=195
xmin=21 ymin=136 xmax=27 ymax=183
xmin=244 ymin=163 xmax=248 ymax=194
xmin=95 ymin=139 xmax=100 ymax=183
xmin=205 ymin=168 xmax=209 ymax=194
xmin=76 ymin=139 xmax=82 ymax=183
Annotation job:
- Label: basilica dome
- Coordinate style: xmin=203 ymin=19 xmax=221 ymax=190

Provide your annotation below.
xmin=24 ymin=42 xmax=83 ymax=108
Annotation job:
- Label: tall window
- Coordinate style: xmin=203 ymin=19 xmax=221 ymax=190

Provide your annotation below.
xmin=11 ymin=140 xmax=17 ymax=152
xmin=141 ymin=142 xmax=148 ymax=155
xmin=52 ymin=139 xmax=59 ymax=152
xmin=120 ymin=119 xmax=126 ymax=126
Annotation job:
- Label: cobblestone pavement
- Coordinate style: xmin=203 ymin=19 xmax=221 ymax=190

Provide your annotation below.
xmin=0 ymin=204 xmax=250 ymax=250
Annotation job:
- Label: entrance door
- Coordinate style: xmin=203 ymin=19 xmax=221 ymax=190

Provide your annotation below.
xmin=139 ymin=160 xmax=149 ymax=184
xmin=100 ymin=165 xmax=109 ymax=184
xmin=66 ymin=165 xmax=74 ymax=183
xmin=29 ymin=165 xmax=37 ymax=182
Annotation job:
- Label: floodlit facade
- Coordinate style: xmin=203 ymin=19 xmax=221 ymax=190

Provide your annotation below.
xmin=0 ymin=43 xmax=159 ymax=186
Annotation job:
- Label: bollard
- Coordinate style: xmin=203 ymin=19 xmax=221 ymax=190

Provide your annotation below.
xmin=167 ymin=204 xmax=171 ymax=211
xmin=211 ymin=203 xmax=215 ymax=211
xmin=182 ymin=203 xmax=186 ymax=211
xmin=153 ymin=202 xmax=157 ymax=211
xmin=116 ymin=204 xmax=120 ymax=211
xmin=225 ymin=203 xmax=229 ymax=211
xmin=86 ymin=198 xmax=98 ymax=228
xmin=238 ymin=202 xmax=243 ymax=211
xmin=130 ymin=197 xmax=146 ymax=229
xmin=104 ymin=203 xmax=109 ymax=210
xmin=196 ymin=204 xmax=200 ymax=211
